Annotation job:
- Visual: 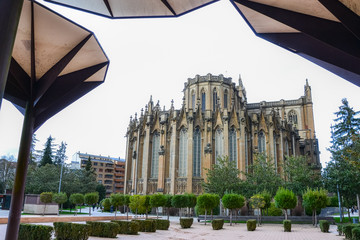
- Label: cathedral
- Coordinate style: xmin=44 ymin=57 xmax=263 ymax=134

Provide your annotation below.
xmin=124 ymin=73 xmax=320 ymax=195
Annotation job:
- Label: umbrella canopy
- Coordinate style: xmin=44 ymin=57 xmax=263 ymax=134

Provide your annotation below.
xmin=230 ymin=0 xmax=360 ymax=87
xmin=5 ymin=0 xmax=109 ymax=131
xmin=44 ymin=0 xmax=219 ymax=18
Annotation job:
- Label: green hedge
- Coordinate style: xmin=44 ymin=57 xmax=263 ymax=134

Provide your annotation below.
xmin=155 ymin=219 xmax=170 ymax=230
xmin=18 ymin=224 xmax=53 ymax=240
xmin=267 ymin=202 xmax=283 ymax=216
xmin=337 ymin=224 xmax=343 ymax=236
xmin=342 ymin=224 xmax=359 ymax=239
xmin=180 ymin=218 xmax=193 ymax=228
xmin=86 ymin=221 xmax=119 ymax=238
xmin=111 ymin=220 xmax=139 ymax=235
xmin=132 ymin=219 xmax=156 ymax=232
xmin=246 ymin=219 xmax=256 ymax=231
xmin=352 ymin=227 xmax=360 ymax=240
xmin=283 ymin=220 xmax=291 ymax=232
xmin=54 ymin=222 xmax=90 ymax=240
xmin=212 ymin=219 xmax=224 ymax=230
xmin=319 ymin=220 xmax=330 ymax=233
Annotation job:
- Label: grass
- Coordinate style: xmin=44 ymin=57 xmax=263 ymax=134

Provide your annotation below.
xmin=333 ymin=216 xmax=359 ymax=223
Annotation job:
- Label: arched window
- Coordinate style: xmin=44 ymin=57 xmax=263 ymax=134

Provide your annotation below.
xmin=284 ymin=139 xmax=289 ymax=156
xmin=224 ymin=90 xmax=228 ymax=109
xmin=141 ymin=135 xmax=148 ymax=179
xmin=179 ymin=128 xmax=188 ymax=177
xmin=229 ymin=128 xmax=237 ymax=164
xmin=150 ymin=131 xmax=160 ymax=178
xmin=193 ymin=127 xmax=201 ymax=177
xmin=201 ymin=91 xmax=206 ymax=112
xmin=131 ymin=141 xmax=136 ymax=180
xmin=288 ymin=110 xmax=298 ymax=125
xmin=215 ymin=128 xmax=224 ymax=163
xmin=258 ymin=131 xmax=266 ymax=153
xmin=191 ymin=91 xmax=195 ymax=110
xmin=213 ymin=88 xmax=218 ymax=111
xmin=169 ymin=133 xmax=175 ymax=178
xmin=273 ymin=133 xmax=277 ymax=171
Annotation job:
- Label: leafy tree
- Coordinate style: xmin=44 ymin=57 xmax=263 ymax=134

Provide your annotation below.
xmin=85 ymin=157 xmax=94 ymax=175
xmin=172 ymin=195 xmax=188 ymax=218
xmin=250 ymin=194 xmax=265 ymax=226
xmin=101 ymin=198 xmax=111 ymax=212
xmin=274 ymin=187 xmax=297 ymax=220
xmin=164 ymin=194 xmax=173 ymax=220
xmin=197 ymin=193 xmax=218 ymax=225
xmin=96 ymin=184 xmax=106 ymax=202
xmin=210 ymin=194 xmax=220 ymax=220
xmin=40 ymin=192 xmax=53 ymax=216
xmin=150 ymin=193 xmax=167 ymax=218
xmin=39 ymin=135 xmax=55 ymax=167
xmin=84 ymin=192 xmax=99 ymax=216
xmin=30 ymin=134 xmax=40 ymax=165
xmin=53 ymin=192 xmax=67 ymax=214
xmin=110 ymin=193 xmax=124 ymax=219
xmin=129 ymin=195 xmax=142 ymax=218
xmin=54 ymin=142 xmax=67 ymax=166
xmin=302 ymin=188 xmax=328 ymax=227
xmin=69 ymin=193 xmax=84 ymax=216
xmin=124 ymin=194 xmax=131 ymax=220
xmin=222 ymin=193 xmax=245 ymax=226
xmin=141 ymin=195 xmax=151 ymax=219
xmin=185 ymin=193 xmax=197 ymax=217
xmin=202 ymin=156 xmax=241 ymax=198
xmin=0 ymin=155 xmax=16 ymax=193
xmin=260 ymin=190 xmax=272 ymax=216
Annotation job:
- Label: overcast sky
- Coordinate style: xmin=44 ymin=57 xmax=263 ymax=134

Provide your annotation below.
xmin=0 ymin=0 xmax=359 ymax=166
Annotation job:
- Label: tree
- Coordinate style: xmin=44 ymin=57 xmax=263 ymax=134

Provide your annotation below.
xmin=54 ymin=142 xmax=67 ymax=166
xmin=69 ymin=193 xmax=84 ymax=216
xmin=96 ymin=184 xmax=106 ymax=202
xmin=274 ymin=187 xmax=297 ymax=220
xmin=101 ymin=198 xmax=111 ymax=212
xmin=39 ymin=135 xmax=55 ymax=167
xmin=124 ymin=194 xmax=131 ymax=220
xmin=85 ymin=157 xmax=94 ymax=174
xmin=164 ymin=194 xmax=173 ymax=220
xmin=222 ymin=193 xmax=245 ymax=226
xmin=202 ymin=156 xmax=241 ymax=198
xmin=172 ymin=195 xmax=188 ymax=218
xmin=250 ymin=194 xmax=265 ymax=226
xmin=84 ymin=192 xmax=99 ymax=216
xmin=185 ymin=193 xmax=197 ymax=217
xmin=0 ymin=156 xmax=16 ymax=193
xmin=302 ymin=188 xmax=328 ymax=227
xmin=197 ymin=193 xmax=215 ymax=225
xmin=260 ymin=190 xmax=272 ymax=216
xmin=129 ymin=195 xmax=142 ymax=218
xmin=110 ymin=193 xmax=124 ymax=219
xmin=53 ymin=192 xmax=67 ymax=214
xmin=40 ymin=192 xmax=53 ymax=216
xmin=150 ymin=193 xmax=167 ymax=218
xmin=141 ymin=195 xmax=151 ymax=219
xmin=30 ymin=134 xmax=41 ymax=165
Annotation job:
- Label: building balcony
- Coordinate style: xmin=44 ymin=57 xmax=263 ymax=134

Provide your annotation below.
xmin=115 ymin=184 xmax=124 ymax=188
xmin=114 ymin=178 xmax=122 ymax=182
xmin=114 ymin=172 xmax=124 ymax=177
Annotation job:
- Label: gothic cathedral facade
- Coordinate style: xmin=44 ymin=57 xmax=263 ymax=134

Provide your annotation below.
xmin=124 ymin=74 xmax=320 ymax=195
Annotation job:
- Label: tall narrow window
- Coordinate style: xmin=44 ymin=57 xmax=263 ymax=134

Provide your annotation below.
xmin=224 ymin=90 xmax=228 ymax=109
xmin=258 ymin=131 xmax=266 ymax=153
xmin=288 ymin=110 xmax=298 ymax=125
xmin=215 ymin=128 xmax=224 ymax=163
xmin=179 ymin=128 xmax=188 ymax=177
xmin=150 ymin=132 xmax=160 ymax=178
xmin=131 ymin=141 xmax=136 ymax=180
xmin=141 ymin=136 xmax=147 ymax=179
xmin=229 ymin=128 xmax=237 ymax=164
xmin=192 ymin=91 xmax=195 ymax=110
xmin=245 ymin=132 xmax=248 ymax=172
xmin=213 ymin=89 xmax=218 ymax=111
xmin=284 ymin=140 xmax=289 ymax=156
xmin=273 ymin=133 xmax=277 ymax=172
xmin=193 ymin=127 xmax=201 ymax=177
xmin=169 ymin=133 xmax=175 ymax=178
xmin=201 ymin=92 xmax=206 ymax=112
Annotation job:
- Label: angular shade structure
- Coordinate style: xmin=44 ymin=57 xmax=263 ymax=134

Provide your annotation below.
xmin=231 ymin=0 xmax=360 ymax=87
xmin=44 ymin=0 xmax=219 ymax=18
xmin=4 ymin=1 xmax=108 ymax=239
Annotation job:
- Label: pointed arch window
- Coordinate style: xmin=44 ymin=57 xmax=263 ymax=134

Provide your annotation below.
xmin=213 ymin=88 xmax=218 ymax=111
xmin=284 ymin=139 xmax=289 ymax=156
xmin=179 ymin=128 xmax=188 ymax=177
xmin=191 ymin=91 xmax=195 ymax=111
xmin=141 ymin=135 xmax=147 ymax=179
xmin=201 ymin=91 xmax=206 ymax=112
xmin=288 ymin=110 xmax=298 ymax=125
xmin=215 ymin=128 xmax=224 ymax=163
xmin=193 ymin=127 xmax=201 ymax=177
xmin=131 ymin=141 xmax=136 ymax=180
xmin=169 ymin=133 xmax=175 ymax=178
xmin=258 ymin=131 xmax=266 ymax=154
xmin=273 ymin=133 xmax=277 ymax=171
xmin=224 ymin=90 xmax=228 ymax=109
xmin=150 ymin=131 xmax=160 ymax=178
xmin=229 ymin=127 xmax=237 ymax=165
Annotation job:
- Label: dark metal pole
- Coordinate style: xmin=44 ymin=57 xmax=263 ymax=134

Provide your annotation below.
xmin=5 ymin=101 xmax=34 ymax=240
xmin=0 ymin=0 xmax=24 ymax=110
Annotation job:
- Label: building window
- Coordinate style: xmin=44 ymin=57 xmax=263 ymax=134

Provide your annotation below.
xmin=258 ymin=131 xmax=266 ymax=153
xmin=224 ymin=90 xmax=228 ymax=109
xmin=229 ymin=128 xmax=237 ymax=164
xmin=169 ymin=133 xmax=175 ymax=178
xmin=201 ymin=91 xmax=206 ymax=112
xmin=245 ymin=131 xmax=248 ymax=172
xmin=98 ymin=180 xmax=102 ymax=184
xmin=98 ymin=174 xmax=103 ymax=178
xmin=93 ymin=162 xmax=98 ymax=166
xmin=273 ymin=133 xmax=277 ymax=171
xmin=142 ymin=135 xmax=147 ymax=179
xmin=285 ymin=139 xmax=289 ymax=156
xmin=179 ymin=128 xmax=188 ymax=177
xmin=151 ymin=131 xmax=160 ymax=178
xmin=99 ymin=168 xmax=103 ymax=172
xmin=193 ymin=127 xmax=201 ymax=177
xmin=192 ymin=91 xmax=195 ymax=110
xmin=215 ymin=128 xmax=224 ymax=163
xmin=93 ymin=168 xmax=97 ymax=172
xmin=213 ymin=88 xmax=218 ymax=111
xmin=100 ymin=163 xmax=103 ymax=166
xmin=288 ymin=110 xmax=298 ymax=125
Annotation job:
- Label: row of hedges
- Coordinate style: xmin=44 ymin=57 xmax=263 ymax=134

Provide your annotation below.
xmin=337 ymin=223 xmax=360 ymax=239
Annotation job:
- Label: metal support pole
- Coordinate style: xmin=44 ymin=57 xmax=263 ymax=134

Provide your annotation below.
xmin=5 ymin=101 xmax=34 ymax=240
xmin=0 ymin=0 xmax=24 ymax=110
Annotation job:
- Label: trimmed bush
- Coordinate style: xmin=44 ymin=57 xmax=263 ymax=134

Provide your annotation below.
xmin=132 ymin=219 xmax=156 ymax=232
xmin=212 ymin=219 xmax=224 ymax=230
xmin=18 ymin=224 xmax=53 ymax=240
xmin=283 ymin=220 xmax=291 ymax=232
xmin=54 ymin=222 xmax=90 ymax=240
xmin=267 ymin=202 xmax=283 ymax=216
xmin=86 ymin=221 xmax=119 ymax=238
xmin=111 ymin=220 xmax=139 ymax=235
xmin=343 ymin=224 xmax=354 ymax=239
xmin=352 ymin=227 xmax=360 ymax=240
xmin=246 ymin=219 xmax=256 ymax=231
xmin=180 ymin=218 xmax=193 ymax=228
xmin=155 ymin=219 xmax=170 ymax=230
xmin=337 ymin=224 xmax=343 ymax=236
xmin=319 ymin=220 xmax=330 ymax=233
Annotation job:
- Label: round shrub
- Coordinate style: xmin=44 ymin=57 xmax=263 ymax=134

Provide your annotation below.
xmin=343 ymin=224 xmax=354 ymax=239
xmin=352 ymin=227 xmax=360 ymax=240
xmin=305 ymin=206 xmax=321 ymax=216
xmin=155 ymin=219 xmax=170 ymax=230
xmin=180 ymin=218 xmax=193 ymax=228
xmin=267 ymin=203 xmax=283 ymax=216
xmin=319 ymin=220 xmax=330 ymax=233
xmin=212 ymin=219 xmax=224 ymax=230
xmin=283 ymin=220 xmax=291 ymax=232
xmin=246 ymin=219 xmax=256 ymax=231
xmin=337 ymin=224 xmax=343 ymax=236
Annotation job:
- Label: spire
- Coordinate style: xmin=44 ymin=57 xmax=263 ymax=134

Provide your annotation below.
xmin=141 ymin=108 xmax=144 ymax=117
xmin=238 ymin=74 xmax=244 ymax=88
xmin=171 ymin=99 xmax=174 ymax=109
xmin=304 ymin=78 xmax=312 ymax=103
xmin=134 ymin=112 xmax=137 ymax=120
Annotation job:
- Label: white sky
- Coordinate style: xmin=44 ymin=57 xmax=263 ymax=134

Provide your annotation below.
xmin=0 ymin=0 xmax=359 ymax=167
